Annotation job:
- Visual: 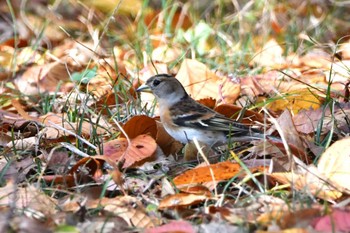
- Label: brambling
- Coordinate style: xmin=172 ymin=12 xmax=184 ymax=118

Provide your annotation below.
xmin=137 ymin=74 xmax=269 ymax=147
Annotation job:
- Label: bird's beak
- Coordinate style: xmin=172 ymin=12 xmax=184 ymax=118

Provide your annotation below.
xmin=136 ymin=84 xmax=152 ymax=93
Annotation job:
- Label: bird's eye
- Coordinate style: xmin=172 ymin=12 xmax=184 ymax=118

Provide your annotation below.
xmin=153 ymin=79 xmax=161 ymax=86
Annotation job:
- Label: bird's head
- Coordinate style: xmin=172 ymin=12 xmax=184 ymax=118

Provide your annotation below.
xmin=137 ymin=74 xmax=188 ymax=105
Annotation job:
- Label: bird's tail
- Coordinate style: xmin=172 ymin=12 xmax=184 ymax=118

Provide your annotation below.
xmin=226 ymin=125 xmax=281 ymax=142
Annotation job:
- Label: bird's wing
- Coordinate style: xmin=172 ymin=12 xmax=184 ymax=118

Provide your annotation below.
xmin=170 ymin=100 xmax=265 ymax=140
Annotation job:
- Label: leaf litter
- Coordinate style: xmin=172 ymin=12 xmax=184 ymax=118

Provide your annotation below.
xmin=1 ymin=1 xmax=350 ymax=232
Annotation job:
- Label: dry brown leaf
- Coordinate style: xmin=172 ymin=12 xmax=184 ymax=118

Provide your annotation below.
xmin=293 ymin=103 xmax=350 ymax=135
xmin=102 ymin=196 xmax=158 ymax=228
xmin=325 ymin=60 xmax=350 ymax=83
xmin=62 ymin=195 xmax=158 ymax=228
xmin=270 ymin=168 xmax=342 ymax=201
xmin=121 ymin=115 xmax=157 ymax=139
xmin=0 ymin=46 xmax=15 ymax=80
xmin=39 ymin=113 xmax=106 ymax=139
xmin=144 ymin=8 xmax=192 ymax=31
xmin=240 ymin=70 xmax=326 ymax=103
xmin=250 ymin=39 xmax=285 ymax=68
xmin=275 ymin=110 xmax=305 ymax=158
xmin=317 ymin=137 xmax=350 ymax=193
xmin=14 ymin=62 xmax=71 ymax=95
xmin=176 ymin=59 xmax=241 ymax=103
xmin=214 ymin=104 xmax=265 ymax=124
xmin=339 ymin=40 xmax=350 ymax=59
xmin=158 ymin=193 xmax=210 ymax=209
xmin=43 ymin=156 xmax=104 ymax=187
xmin=299 ymin=49 xmax=331 ymax=69
xmin=197 ymin=97 xmax=216 ymax=109
xmin=138 ymin=62 xmax=169 ymax=83
xmin=0 ymin=181 xmax=57 ymax=216
xmin=69 ymin=157 xmax=104 ymax=181
xmin=173 ymin=161 xmax=241 ymax=186
xmin=183 ymin=141 xmax=216 ymax=161
xmin=6 ymin=136 xmax=37 ymax=150
xmin=0 ymin=132 xmax=12 ymax=147
xmin=108 ymin=167 xmax=125 ymax=189
xmin=10 ymin=99 xmax=36 ymax=121
xmin=102 ymin=134 xmax=157 ymax=168
xmin=151 ymin=45 xmax=182 ymax=63
xmin=257 ymin=208 xmax=321 ymax=230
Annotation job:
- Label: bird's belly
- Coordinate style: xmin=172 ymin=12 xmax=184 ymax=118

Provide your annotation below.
xmin=164 ymin=126 xmax=226 ymax=146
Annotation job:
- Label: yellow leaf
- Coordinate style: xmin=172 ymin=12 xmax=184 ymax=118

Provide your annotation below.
xmin=84 ymin=0 xmax=142 ymax=15
xmin=176 ymin=59 xmax=241 ymax=103
xmin=268 ymin=89 xmax=322 ymax=114
xmin=318 ymin=137 xmax=350 ymax=193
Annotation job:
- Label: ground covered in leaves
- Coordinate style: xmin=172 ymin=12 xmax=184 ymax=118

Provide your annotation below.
xmin=1 ymin=1 xmax=350 ymax=232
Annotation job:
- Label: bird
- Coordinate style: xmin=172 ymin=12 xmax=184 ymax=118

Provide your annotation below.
xmin=136 ymin=74 xmax=271 ymax=147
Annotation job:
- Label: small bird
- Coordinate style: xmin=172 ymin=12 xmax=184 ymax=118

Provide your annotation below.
xmin=137 ymin=74 xmax=269 ymax=147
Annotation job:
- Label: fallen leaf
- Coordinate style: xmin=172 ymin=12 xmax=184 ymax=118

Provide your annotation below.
xmin=293 ymin=103 xmax=350 ymax=135
xmin=270 ymin=168 xmax=342 ymax=201
xmin=39 ymin=113 xmax=106 ymax=139
xmin=0 ymin=181 xmax=57 ymax=216
xmin=62 ymin=195 xmax=158 ymax=228
xmin=151 ymin=45 xmax=182 ymax=63
xmin=173 ymin=161 xmax=241 ymax=186
xmin=178 ymin=184 xmax=212 ymax=196
xmin=267 ymin=88 xmax=322 ymax=114
xmin=146 ymin=220 xmax=195 ymax=233
xmin=312 ymin=209 xmax=350 ymax=232
xmin=158 ymin=193 xmax=210 ymax=209
xmin=214 ymin=104 xmax=265 ymax=124
xmin=258 ymin=207 xmax=321 ymax=230
xmin=14 ymin=62 xmax=71 ymax=95
xmin=102 ymin=134 xmax=157 ymax=168
xmin=300 ymin=49 xmax=331 ymax=69
xmin=83 ymin=0 xmax=142 ymax=15
xmin=176 ymin=59 xmax=241 ymax=103
xmin=121 ymin=115 xmax=157 ymax=139
xmin=317 ymin=137 xmax=350 ymax=193
xmin=43 ymin=156 xmax=104 ymax=187
xmin=197 ymin=97 xmax=216 ymax=109
xmin=250 ymin=39 xmax=285 ymax=68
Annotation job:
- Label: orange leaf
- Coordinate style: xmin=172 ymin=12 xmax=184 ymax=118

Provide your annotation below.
xmin=178 ymin=184 xmax=211 ymax=196
xmin=173 ymin=161 xmax=241 ymax=186
xmin=121 ymin=115 xmax=157 ymax=139
xmin=102 ymin=134 xmax=157 ymax=168
xmin=197 ymin=97 xmax=216 ymax=109
xmin=69 ymin=157 xmax=104 ymax=181
xmin=43 ymin=157 xmax=104 ymax=187
xmin=214 ymin=104 xmax=265 ymax=124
